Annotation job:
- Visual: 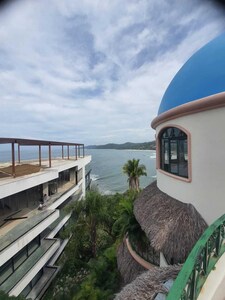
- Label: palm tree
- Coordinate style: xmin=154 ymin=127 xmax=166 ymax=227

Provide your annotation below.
xmin=123 ymin=159 xmax=147 ymax=191
xmin=64 ymin=188 xmax=104 ymax=259
xmin=112 ymin=191 xmax=140 ymax=240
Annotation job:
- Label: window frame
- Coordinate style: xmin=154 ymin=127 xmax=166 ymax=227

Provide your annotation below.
xmin=157 ymin=125 xmax=191 ymax=182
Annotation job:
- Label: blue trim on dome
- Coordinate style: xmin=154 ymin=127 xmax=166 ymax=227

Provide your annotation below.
xmin=158 ymin=33 xmax=225 ymax=115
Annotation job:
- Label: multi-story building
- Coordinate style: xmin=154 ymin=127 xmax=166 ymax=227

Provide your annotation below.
xmin=116 ymin=31 xmax=225 ymax=300
xmin=0 ymin=138 xmax=91 ymax=299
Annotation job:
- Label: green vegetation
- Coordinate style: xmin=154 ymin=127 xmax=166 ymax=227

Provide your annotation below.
xmin=86 ymin=141 xmax=156 ymax=150
xmin=1 ymin=160 xmax=149 ymax=299
xmin=44 ymin=190 xmax=123 ymax=300
xmin=123 ymin=158 xmax=147 ymax=191
xmin=112 ymin=190 xmax=140 ymax=240
xmin=43 ymin=186 xmax=145 ymax=300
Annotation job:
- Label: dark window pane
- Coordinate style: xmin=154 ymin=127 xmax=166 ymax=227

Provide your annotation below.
xmin=21 ymin=283 xmax=32 ymax=297
xmin=160 ymin=127 xmax=188 ymax=178
xmin=174 ymin=128 xmax=180 ymax=137
xmin=170 ymin=140 xmax=177 ymax=161
xmin=171 ymin=163 xmax=178 ymax=174
xmin=14 ymin=248 xmax=28 ymax=270
xmin=28 ymin=236 xmax=40 ymax=256
xmin=31 ymin=268 xmax=43 ymax=287
xmin=0 ymin=260 xmax=13 ymax=285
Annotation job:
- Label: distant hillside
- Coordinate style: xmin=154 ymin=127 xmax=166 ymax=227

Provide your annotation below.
xmin=86 ymin=141 xmax=156 ymax=150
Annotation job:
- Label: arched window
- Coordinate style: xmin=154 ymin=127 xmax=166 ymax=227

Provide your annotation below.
xmin=160 ymin=127 xmax=188 ymax=178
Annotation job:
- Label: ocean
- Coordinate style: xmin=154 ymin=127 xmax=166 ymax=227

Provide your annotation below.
xmin=0 ymin=147 xmax=156 ymax=195
xmin=86 ymin=149 xmax=156 ymax=194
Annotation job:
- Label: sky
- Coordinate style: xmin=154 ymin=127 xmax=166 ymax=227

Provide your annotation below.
xmin=0 ymin=0 xmax=225 ymax=145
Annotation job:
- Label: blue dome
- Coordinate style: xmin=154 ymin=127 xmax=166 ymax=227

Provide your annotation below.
xmin=158 ymin=32 xmax=225 ymax=115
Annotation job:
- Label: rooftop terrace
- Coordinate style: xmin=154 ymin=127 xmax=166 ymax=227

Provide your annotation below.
xmin=0 ymin=137 xmax=85 ymax=177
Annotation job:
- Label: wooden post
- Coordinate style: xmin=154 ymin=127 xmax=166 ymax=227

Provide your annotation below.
xmin=12 ymin=142 xmax=15 ymax=177
xmin=67 ymin=145 xmax=69 ymax=160
xmin=39 ymin=145 xmax=41 ymax=166
xmin=62 ymin=145 xmax=64 ymax=159
xmin=18 ymin=144 xmax=21 ymax=163
xmin=83 ymin=145 xmax=85 ymax=157
xmin=49 ymin=144 xmax=51 ymax=168
xmin=75 ymin=145 xmax=77 ymax=160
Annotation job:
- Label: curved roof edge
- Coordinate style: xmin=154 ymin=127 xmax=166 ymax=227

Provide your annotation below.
xmin=158 ymin=32 xmax=225 ymax=115
xmin=151 ymin=92 xmax=225 ymax=129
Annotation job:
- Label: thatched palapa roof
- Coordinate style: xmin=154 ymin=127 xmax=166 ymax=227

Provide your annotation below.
xmin=134 ymin=181 xmax=207 ymax=264
xmin=114 ymin=265 xmax=181 ymax=300
xmin=117 ymin=239 xmax=146 ymax=285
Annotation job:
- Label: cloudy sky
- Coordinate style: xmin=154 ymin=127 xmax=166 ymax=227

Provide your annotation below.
xmin=0 ymin=0 xmax=225 ymax=145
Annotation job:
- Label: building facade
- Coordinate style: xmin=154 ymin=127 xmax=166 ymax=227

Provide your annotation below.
xmin=151 ymin=32 xmax=225 ymax=225
xmin=0 ymin=138 xmax=91 ymax=299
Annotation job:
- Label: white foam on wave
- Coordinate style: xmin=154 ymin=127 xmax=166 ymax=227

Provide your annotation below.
xmin=102 ymin=190 xmax=114 ymax=195
xmin=90 ymin=174 xmax=100 ymax=181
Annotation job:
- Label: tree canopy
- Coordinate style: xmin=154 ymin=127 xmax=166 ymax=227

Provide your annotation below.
xmin=123 ymin=159 xmax=147 ymax=191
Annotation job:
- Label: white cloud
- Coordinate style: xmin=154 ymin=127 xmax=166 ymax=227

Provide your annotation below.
xmin=0 ymin=0 xmax=224 ymax=144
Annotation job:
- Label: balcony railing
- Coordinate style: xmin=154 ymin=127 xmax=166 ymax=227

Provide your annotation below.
xmin=85 ymin=169 xmax=92 ymax=190
xmin=0 ymin=210 xmax=59 ymax=267
xmin=167 ymin=214 xmax=225 ymax=300
xmin=0 ymin=238 xmax=59 ymax=295
xmin=128 ymin=234 xmax=160 ymax=267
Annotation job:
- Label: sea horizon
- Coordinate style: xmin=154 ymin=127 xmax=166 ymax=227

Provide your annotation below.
xmin=0 ymin=147 xmax=156 ymax=195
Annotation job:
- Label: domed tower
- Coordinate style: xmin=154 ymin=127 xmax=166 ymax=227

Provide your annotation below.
xmin=151 ymin=33 xmax=225 ymax=225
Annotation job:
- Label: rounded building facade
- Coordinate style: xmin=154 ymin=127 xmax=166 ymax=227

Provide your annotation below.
xmin=151 ymin=33 xmax=225 ymax=225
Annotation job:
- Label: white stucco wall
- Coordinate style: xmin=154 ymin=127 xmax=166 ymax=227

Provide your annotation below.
xmin=197 ymin=251 xmax=225 ymax=300
xmin=156 ymin=106 xmax=225 ymax=225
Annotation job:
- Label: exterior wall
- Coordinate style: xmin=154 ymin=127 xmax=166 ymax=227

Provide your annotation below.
xmin=42 ymin=182 xmax=49 ymax=201
xmin=0 ymin=155 xmax=91 ymax=199
xmin=47 ymin=213 xmax=71 ymax=239
xmin=197 ymin=252 xmax=225 ymax=300
xmin=0 ymin=170 xmax=58 ymax=199
xmin=69 ymin=167 xmax=76 ymax=183
xmin=0 ymin=155 xmax=91 ymax=298
xmin=48 ymin=184 xmax=81 ymax=210
xmin=0 ymin=146 xmax=91 ymax=299
xmin=0 ymin=210 xmax=59 ymax=267
xmin=156 ymin=106 xmax=225 ymax=225
xmin=82 ymin=167 xmax=86 ymax=197
xmin=9 ymin=239 xmax=60 ymax=297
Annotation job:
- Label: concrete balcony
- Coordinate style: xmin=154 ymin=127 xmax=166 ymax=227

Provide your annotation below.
xmin=47 ymin=212 xmax=71 ymax=239
xmin=26 ymin=266 xmax=59 ymax=300
xmin=48 ymin=238 xmax=69 ymax=265
xmin=0 ymin=209 xmax=59 ymax=267
xmin=48 ymin=182 xmax=82 ymax=210
xmin=0 ymin=155 xmax=91 ymax=200
xmin=0 ymin=238 xmax=60 ymax=297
